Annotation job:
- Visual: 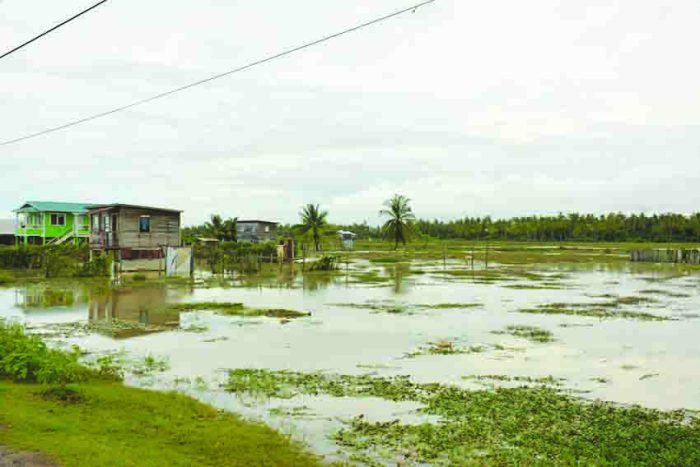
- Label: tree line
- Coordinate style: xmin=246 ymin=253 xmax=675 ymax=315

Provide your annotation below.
xmin=185 ymin=206 xmax=700 ymax=247
xmin=412 ymin=213 xmax=700 ymax=242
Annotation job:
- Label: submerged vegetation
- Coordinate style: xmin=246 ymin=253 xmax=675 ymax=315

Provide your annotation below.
xmin=224 ymin=368 xmax=700 ymax=465
xmin=165 ymin=302 xmax=310 ymax=319
xmin=493 ymin=325 xmax=555 ymax=343
xmin=517 ymin=302 xmax=670 ymax=321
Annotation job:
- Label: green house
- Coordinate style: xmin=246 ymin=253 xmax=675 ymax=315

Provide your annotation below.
xmin=14 ymin=201 xmax=95 ymax=245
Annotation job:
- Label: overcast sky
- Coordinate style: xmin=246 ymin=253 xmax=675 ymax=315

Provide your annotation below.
xmin=1 ymin=0 xmax=699 ymax=225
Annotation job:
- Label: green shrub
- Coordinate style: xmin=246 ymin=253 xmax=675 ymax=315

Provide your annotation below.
xmin=132 ymin=274 xmax=147 ymax=281
xmin=0 ymin=321 xmax=93 ymax=384
xmin=0 ymin=270 xmax=14 ymax=284
xmin=309 ymin=255 xmax=338 ymax=271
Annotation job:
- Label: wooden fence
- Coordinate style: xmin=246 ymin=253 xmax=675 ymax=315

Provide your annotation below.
xmin=630 ymin=249 xmax=700 ymax=264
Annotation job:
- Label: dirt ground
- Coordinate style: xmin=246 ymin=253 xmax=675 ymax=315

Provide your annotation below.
xmin=0 ymin=447 xmax=56 ymax=467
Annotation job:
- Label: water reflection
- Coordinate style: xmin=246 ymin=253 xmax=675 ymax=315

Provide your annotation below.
xmin=15 ymin=285 xmax=86 ymax=309
xmin=88 ymin=287 xmax=184 ymax=339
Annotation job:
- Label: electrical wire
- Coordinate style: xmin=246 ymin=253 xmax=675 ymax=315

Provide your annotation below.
xmin=0 ymin=0 xmax=109 ymax=61
xmin=0 ymin=0 xmax=435 ymax=147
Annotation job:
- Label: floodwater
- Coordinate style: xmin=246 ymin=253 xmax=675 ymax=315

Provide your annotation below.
xmin=2 ymin=259 xmax=699 ymax=461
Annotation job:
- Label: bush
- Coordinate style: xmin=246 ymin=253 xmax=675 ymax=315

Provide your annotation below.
xmin=309 ymin=255 xmax=338 ymax=271
xmin=0 ymin=270 xmax=14 ymax=284
xmin=0 ymin=321 xmax=93 ymax=384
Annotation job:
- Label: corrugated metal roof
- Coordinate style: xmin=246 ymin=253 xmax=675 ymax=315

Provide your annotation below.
xmin=13 ymin=201 xmax=95 ymax=213
xmin=237 ymin=220 xmax=278 ymax=225
xmin=0 ymin=219 xmax=15 ymax=235
xmin=87 ymin=203 xmax=182 ymax=214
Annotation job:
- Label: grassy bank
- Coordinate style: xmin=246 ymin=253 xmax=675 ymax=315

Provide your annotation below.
xmin=0 ymin=322 xmax=319 ymax=466
xmin=0 ymin=381 xmax=319 ymax=466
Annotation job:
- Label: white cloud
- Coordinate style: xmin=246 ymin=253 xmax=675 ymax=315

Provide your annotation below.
xmin=1 ymin=0 xmax=699 ymax=225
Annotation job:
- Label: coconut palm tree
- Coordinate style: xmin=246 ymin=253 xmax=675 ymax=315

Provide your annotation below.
xmin=205 ymin=214 xmax=225 ymax=240
xmin=205 ymin=214 xmax=238 ymax=241
xmin=380 ymin=194 xmax=415 ymax=250
xmin=222 ymin=217 xmax=238 ymax=242
xmin=298 ymin=204 xmax=328 ymax=252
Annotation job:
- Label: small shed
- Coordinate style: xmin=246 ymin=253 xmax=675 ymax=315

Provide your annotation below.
xmin=338 ymin=230 xmax=357 ymax=250
xmin=237 ymin=220 xmax=278 ymax=243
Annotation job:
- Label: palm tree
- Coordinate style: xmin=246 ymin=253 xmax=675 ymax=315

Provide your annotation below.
xmin=298 ymin=204 xmax=328 ymax=252
xmin=380 ymin=194 xmax=415 ymax=250
xmin=205 ymin=214 xmax=225 ymax=240
xmin=222 ymin=217 xmax=238 ymax=242
xmin=204 ymin=214 xmax=238 ymax=241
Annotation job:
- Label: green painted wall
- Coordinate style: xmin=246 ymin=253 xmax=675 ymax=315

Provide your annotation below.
xmin=16 ymin=212 xmax=90 ymax=243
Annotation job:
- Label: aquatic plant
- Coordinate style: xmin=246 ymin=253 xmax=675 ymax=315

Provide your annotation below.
xmin=517 ymin=303 xmax=670 ymax=321
xmin=222 ymin=368 xmax=700 ymax=464
xmin=493 ymin=325 xmax=555 ymax=343
xmin=166 ymin=302 xmax=310 ymax=319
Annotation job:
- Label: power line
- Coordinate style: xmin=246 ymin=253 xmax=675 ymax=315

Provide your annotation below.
xmin=0 ymin=0 xmax=109 ymax=61
xmin=0 ymin=0 xmax=436 ymax=147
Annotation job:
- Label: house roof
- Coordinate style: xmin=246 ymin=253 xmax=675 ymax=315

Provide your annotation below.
xmin=13 ymin=201 xmax=95 ymax=214
xmin=237 ymin=219 xmax=278 ymax=225
xmin=87 ymin=204 xmax=182 ymax=214
xmin=0 ymin=219 xmax=15 ymax=235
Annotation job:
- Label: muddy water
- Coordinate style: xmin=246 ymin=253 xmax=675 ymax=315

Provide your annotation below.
xmin=1 ymin=261 xmax=699 ymax=459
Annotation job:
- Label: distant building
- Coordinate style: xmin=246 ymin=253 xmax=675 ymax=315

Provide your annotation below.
xmin=237 ymin=220 xmax=278 ymax=243
xmin=338 ymin=230 xmax=357 ymax=250
xmin=0 ymin=219 xmax=15 ymax=245
xmin=88 ymin=204 xmax=184 ymax=272
xmin=13 ymin=201 xmax=94 ymax=245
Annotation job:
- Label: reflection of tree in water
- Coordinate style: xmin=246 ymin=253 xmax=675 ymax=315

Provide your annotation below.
xmin=385 ymin=263 xmax=411 ymax=294
xmin=88 ymin=286 xmax=187 ymax=339
xmin=303 ymin=271 xmax=340 ymax=292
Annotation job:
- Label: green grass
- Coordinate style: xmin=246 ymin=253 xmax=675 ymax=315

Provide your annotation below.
xmin=223 ymin=368 xmax=700 ymax=465
xmin=165 ymin=302 xmax=310 ymax=319
xmin=0 ymin=381 xmax=319 ymax=466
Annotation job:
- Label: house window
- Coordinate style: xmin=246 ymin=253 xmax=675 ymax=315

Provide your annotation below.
xmin=264 ymin=225 xmax=270 ymax=233
xmin=50 ymin=213 xmax=66 ymax=226
xmin=91 ymin=214 xmax=100 ymax=232
xmin=139 ymin=216 xmax=151 ymax=233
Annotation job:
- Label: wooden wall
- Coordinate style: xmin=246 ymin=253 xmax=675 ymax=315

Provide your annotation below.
xmin=116 ymin=207 xmax=180 ymax=249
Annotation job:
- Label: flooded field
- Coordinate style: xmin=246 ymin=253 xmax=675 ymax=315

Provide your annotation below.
xmin=2 ymin=254 xmax=699 ymax=463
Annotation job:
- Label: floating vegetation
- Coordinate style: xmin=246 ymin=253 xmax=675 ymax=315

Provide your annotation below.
xmin=86 ymin=318 xmax=175 ymax=337
xmin=462 ymin=374 xmax=565 ymax=387
xmin=165 ymin=302 xmax=310 ymax=319
xmin=640 ymin=373 xmax=660 ymax=381
xmin=132 ymin=354 xmax=169 ymax=376
xmin=493 ymin=325 xmax=555 ymax=343
xmin=224 ymin=369 xmax=424 ymax=401
xmin=417 ymin=303 xmax=481 ymax=309
xmin=268 ymin=405 xmax=316 ymax=418
xmin=517 ymin=303 xmax=670 ymax=321
xmin=333 ymin=301 xmax=481 ymax=314
xmin=332 ymin=302 xmax=412 ymax=315
xmin=181 ymin=323 xmax=209 ymax=333
xmin=503 ymin=283 xmax=564 ymax=290
xmin=404 ymin=340 xmax=487 ymax=358
xmin=591 ymin=377 xmax=611 ymax=384
xmin=223 ymin=369 xmax=700 ymax=465
xmin=639 ymin=289 xmax=692 ymax=298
